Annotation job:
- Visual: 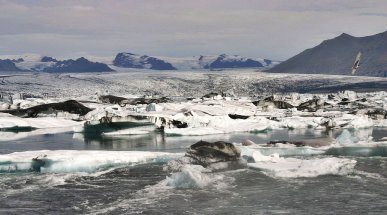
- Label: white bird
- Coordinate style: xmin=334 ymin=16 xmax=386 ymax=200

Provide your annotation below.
xmin=351 ymin=51 xmax=361 ymax=75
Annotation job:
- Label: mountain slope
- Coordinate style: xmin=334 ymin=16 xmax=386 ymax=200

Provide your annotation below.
xmin=0 ymin=59 xmax=23 ymax=72
xmin=42 ymin=57 xmax=114 ymax=73
xmin=113 ymin=53 xmax=176 ymax=70
xmin=268 ymin=31 xmax=387 ymax=77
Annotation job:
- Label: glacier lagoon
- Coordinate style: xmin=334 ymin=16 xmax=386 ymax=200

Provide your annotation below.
xmin=1 ymin=126 xmax=387 ymax=214
xmin=0 ymin=74 xmax=387 ymax=214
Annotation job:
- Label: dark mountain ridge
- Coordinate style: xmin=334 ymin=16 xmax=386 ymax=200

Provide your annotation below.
xmin=268 ymin=31 xmax=387 ymax=77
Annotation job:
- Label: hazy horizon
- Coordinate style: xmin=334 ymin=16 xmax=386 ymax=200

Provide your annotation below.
xmin=1 ymin=0 xmax=387 ymax=60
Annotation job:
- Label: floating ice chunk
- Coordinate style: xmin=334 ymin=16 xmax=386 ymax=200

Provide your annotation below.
xmin=239 ymin=144 xmax=326 ymax=159
xmin=252 ymin=151 xmax=281 ymax=162
xmin=0 ymin=127 xmax=78 ymax=141
xmin=164 ymin=115 xmax=271 ymax=135
xmin=146 ymin=103 xmax=164 ymax=112
xmin=279 ymin=116 xmax=324 ymax=129
xmin=335 ymin=129 xmax=373 ymax=145
xmin=348 ymin=115 xmax=373 ymax=128
xmin=336 ymin=130 xmax=357 ymax=145
xmin=0 ymin=114 xmax=83 ymax=129
xmin=0 ymin=150 xmax=183 ymax=173
xmin=248 ymin=151 xmax=356 ymax=178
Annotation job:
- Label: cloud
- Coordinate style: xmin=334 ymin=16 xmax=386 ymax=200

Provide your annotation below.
xmin=0 ymin=0 xmax=387 ymax=60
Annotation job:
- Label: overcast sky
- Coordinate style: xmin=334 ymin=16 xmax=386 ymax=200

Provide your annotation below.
xmin=1 ymin=0 xmax=387 ymax=60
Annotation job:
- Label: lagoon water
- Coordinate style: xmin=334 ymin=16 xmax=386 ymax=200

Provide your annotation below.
xmin=0 ymin=127 xmax=387 ymax=214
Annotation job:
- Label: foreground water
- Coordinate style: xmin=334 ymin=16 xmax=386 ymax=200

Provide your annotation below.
xmin=1 ymin=128 xmax=387 ymax=214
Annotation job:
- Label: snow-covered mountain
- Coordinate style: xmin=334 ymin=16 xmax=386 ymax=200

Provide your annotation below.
xmin=0 ymin=54 xmax=113 ymax=73
xmin=110 ymin=52 xmax=278 ymax=71
xmin=42 ymin=57 xmax=113 ymax=73
xmin=159 ymin=54 xmax=278 ymax=70
xmin=113 ymin=53 xmax=176 ymax=70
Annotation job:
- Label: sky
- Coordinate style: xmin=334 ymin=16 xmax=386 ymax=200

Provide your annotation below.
xmin=1 ymin=0 xmax=387 ymax=60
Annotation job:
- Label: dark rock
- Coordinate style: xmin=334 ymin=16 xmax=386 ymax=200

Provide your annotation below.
xmin=3 ymin=100 xmax=92 ymax=117
xmin=228 ymin=114 xmax=250 ymax=120
xmin=338 ymin=101 xmax=351 ymax=105
xmin=171 ymin=120 xmax=188 ymax=128
xmin=186 ymin=140 xmax=241 ymax=166
xmin=202 ymin=92 xmax=219 ymax=99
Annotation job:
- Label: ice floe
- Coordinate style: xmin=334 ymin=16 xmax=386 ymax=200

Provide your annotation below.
xmin=0 ymin=150 xmax=183 ymax=173
xmin=247 ymin=151 xmax=356 ymax=178
xmin=0 ymin=113 xmax=83 ymax=130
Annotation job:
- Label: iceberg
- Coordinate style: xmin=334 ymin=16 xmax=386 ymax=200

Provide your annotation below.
xmin=0 ymin=150 xmax=183 ymax=173
xmin=0 ymin=113 xmax=83 ymax=130
xmin=247 ymin=151 xmax=356 ymax=178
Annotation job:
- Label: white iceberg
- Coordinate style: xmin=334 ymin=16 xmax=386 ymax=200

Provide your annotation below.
xmin=0 ymin=150 xmax=183 ymax=173
xmin=247 ymin=151 xmax=356 ymax=178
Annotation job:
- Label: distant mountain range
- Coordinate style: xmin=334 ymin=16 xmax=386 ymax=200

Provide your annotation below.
xmin=158 ymin=54 xmax=275 ymax=70
xmin=0 ymin=53 xmax=278 ymax=73
xmin=268 ymin=31 xmax=387 ymax=77
xmin=0 ymin=55 xmax=113 ymax=73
